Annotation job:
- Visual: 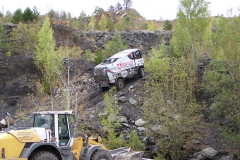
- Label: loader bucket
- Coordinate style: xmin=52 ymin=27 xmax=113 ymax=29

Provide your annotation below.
xmin=108 ymin=147 xmax=144 ymax=160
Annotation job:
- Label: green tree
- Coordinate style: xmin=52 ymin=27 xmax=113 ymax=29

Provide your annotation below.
xmin=106 ymin=18 xmax=115 ymax=31
xmin=11 ymin=8 xmax=22 ymax=24
xmin=105 ymin=32 xmax=127 ymax=57
xmin=79 ymin=11 xmax=86 ymax=18
xmin=0 ymin=23 xmax=10 ymax=54
xmin=147 ymin=20 xmax=155 ymax=31
xmin=173 ymin=0 xmax=211 ymax=61
xmin=10 ymin=22 xmax=40 ymax=56
xmin=60 ymin=10 xmax=67 ymax=20
xmin=3 ymin=10 xmax=12 ymax=23
xmin=98 ymin=14 xmax=107 ymax=31
xmin=93 ymin=6 xmax=104 ymax=15
xmin=101 ymin=87 xmax=124 ymax=149
xmin=94 ymin=49 xmax=105 ymax=65
xmin=143 ymin=42 xmax=201 ymax=160
xmin=48 ymin=9 xmax=55 ymax=19
xmin=32 ymin=6 xmax=40 ymax=21
xmin=22 ymin=7 xmax=34 ymax=23
xmin=35 ymin=16 xmax=60 ymax=96
xmin=202 ymin=14 xmax=240 ymax=148
xmin=108 ymin=5 xmax=115 ymax=11
xmin=123 ymin=0 xmax=132 ymax=9
xmin=171 ymin=0 xmax=211 ymax=92
xmin=67 ymin=12 xmax=71 ymax=20
xmin=115 ymin=2 xmax=122 ymax=10
xmin=70 ymin=20 xmax=80 ymax=29
xmin=163 ymin=20 xmax=172 ymax=30
xmin=88 ymin=15 xmax=95 ymax=31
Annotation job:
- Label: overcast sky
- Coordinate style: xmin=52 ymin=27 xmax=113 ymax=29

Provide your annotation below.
xmin=1 ymin=0 xmax=240 ymax=20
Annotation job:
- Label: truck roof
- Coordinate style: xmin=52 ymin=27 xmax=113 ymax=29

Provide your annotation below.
xmin=110 ymin=48 xmax=139 ymax=59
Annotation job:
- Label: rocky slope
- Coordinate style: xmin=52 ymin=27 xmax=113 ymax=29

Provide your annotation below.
xmin=0 ymin=23 xmax=239 ymax=159
xmin=0 ymin=54 xmax=40 ymax=119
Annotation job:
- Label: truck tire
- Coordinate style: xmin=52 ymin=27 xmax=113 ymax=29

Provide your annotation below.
xmin=138 ymin=67 xmax=145 ymax=78
xmin=30 ymin=150 xmax=58 ymax=160
xmin=90 ymin=149 xmax=112 ymax=160
xmin=116 ymin=78 xmax=124 ymax=90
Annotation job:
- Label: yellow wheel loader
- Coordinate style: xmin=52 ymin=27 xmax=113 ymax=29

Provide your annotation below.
xmin=0 ymin=111 xmax=143 ymax=160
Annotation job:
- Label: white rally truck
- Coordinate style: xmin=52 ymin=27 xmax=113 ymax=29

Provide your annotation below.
xmin=93 ymin=49 xmax=144 ymax=90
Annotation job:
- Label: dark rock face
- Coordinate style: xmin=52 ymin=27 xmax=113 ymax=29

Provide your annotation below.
xmin=50 ymin=24 xmax=172 ymax=55
xmin=0 ymin=54 xmax=40 ymax=119
xmin=78 ymin=30 xmax=172 ymax=55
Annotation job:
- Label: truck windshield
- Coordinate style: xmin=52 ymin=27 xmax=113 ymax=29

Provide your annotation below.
xmin=102 ymin=58 xmax=118 ymax=64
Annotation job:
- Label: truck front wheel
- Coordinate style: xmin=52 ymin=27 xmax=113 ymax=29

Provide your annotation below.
xmin=90 ymin=149 xmax=112 ymax=160
xmin=116 ymin=78 xmax=124 ymax=90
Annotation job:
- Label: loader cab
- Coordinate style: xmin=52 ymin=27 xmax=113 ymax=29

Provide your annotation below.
xmin=33 ymin=110 xmax=74 ymax=147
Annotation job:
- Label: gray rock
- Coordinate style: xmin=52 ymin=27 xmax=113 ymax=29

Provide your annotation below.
xmin=121 ymin=117 xmax=128 ymax=123
xmin=117 ymin=92 xmax=128 ymax=96
xmin=78 ymin=85 xmax=85 ymax=92
xmin=121 ymin=123 xmax=130 ymax=128
xmin=220 ymin=154 xmax=238 ymax=160
xmin=129 ymin=85 xmax=134 ymax=91
xmin=117 ymin=96 xmax=127 ymax=103
xmin=129 ymin=98 xmax=137 ymax=105
xmin=135 ymin=119 xmax=146 ymax=126
xmin=219 ymin=116 xmax=231 ymax=126
xmin=167 ymin=100 xmax=173 ymax=105
xmin=137 ymin=127 xmax=146 ymax=131
xmin=196 ymin=154 xmax=203 ymax=160
xmin=201 ymin=147 xmax=218 ymax=159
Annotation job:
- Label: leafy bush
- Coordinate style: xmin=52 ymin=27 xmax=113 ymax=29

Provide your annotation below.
xmin=163 ymin=20 xmax=172 ymax=30
xmin=140 ymin=22 xmax=148 ymax=30
xmin=105 ymin=32 xmax=127 ymax=58
xmin=94 ymin=50 xmax=105 ymax=65
xmin=126 ymin=130 xmax=144 ymax=151
xmin=98 ymin=14 xmax=107 ymax=31
xmin=10 ymin=22 xmax=40 ymax=56
xmin=147 ymin=20 xmax=155 ymax=31
xmin=0 ymin=23 xmax=10 ymax=54
xmin=22 ymin=7 xmax=33 ymax=23
xmin=202 ymin=14 xmax=240 ymax=149
xmin=143 ymin=41 xmax=201 ymax=160
xmin=12 ymin=8 xmax=22 ymax=24
xmin=101 ymin=87 xmax=124 ymax=149
xmin=106 ymin=18 xmax=115 ymax=31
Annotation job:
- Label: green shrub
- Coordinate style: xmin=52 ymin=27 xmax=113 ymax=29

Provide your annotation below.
xmin=163 ymin=20 xmax=172 ymax=30
xmin=126 ymin=130 xmax=144 ymax=151
xmin=105 ymin=32 xmax=127 ymax=58
xmin=101 ymin=87 xmax=124 ymax=149
xmin=94 ymin=50 xmax=105 ymax=65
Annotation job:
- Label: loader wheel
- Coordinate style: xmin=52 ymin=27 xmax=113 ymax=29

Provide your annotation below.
xmin=30 ymin=150 xmax=58 ymax=160
xmin=116 ymin=78 xmax=124 ymax=90
xmin=90 ymin=149 xmax=112 ymax=160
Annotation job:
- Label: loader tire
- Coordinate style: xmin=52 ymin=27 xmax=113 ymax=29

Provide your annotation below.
xmin=90 ymin=149 xmax=112 ymax=160
xmin=30 ymin=150 xmax=58 ymax=160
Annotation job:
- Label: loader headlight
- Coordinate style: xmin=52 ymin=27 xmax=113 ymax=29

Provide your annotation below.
xmin=2 ymin=148 xmax=5 ymax=158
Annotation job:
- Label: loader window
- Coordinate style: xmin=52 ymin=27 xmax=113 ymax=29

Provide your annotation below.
xmin=68 ymin=115 xmax=74 ymax=137
xmin=58 ymin=114 xmax=70 ymax=146
xmin=33 ymin=114 xmax=54 ymax=133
